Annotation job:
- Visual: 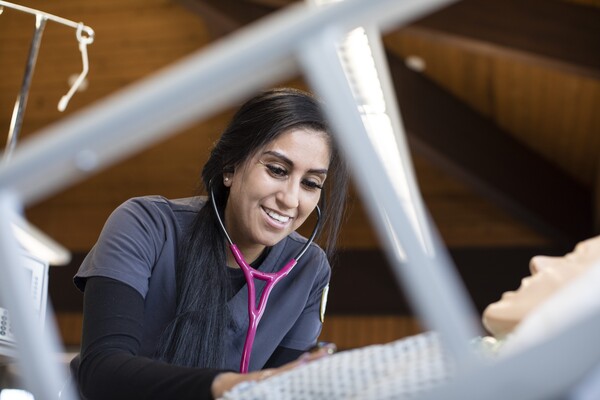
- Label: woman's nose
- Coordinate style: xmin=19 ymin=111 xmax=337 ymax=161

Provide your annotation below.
xmin=277 ymin=180 xmax=300 ymax=209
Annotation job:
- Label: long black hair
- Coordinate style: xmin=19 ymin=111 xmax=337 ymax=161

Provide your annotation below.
xmin=154 ymin=88 xmax=349 ymax=368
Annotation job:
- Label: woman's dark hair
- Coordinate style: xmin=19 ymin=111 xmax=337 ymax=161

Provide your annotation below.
xmin=154 ymin=88 xmax=349 ymax=368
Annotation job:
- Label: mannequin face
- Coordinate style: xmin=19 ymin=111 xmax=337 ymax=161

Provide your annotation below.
xmin=482 ymin=235 xmax=600 ymax=338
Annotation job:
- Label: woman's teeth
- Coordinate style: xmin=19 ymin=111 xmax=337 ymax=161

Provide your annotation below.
xmin=264 ymin=208 xmax=290 ymax=223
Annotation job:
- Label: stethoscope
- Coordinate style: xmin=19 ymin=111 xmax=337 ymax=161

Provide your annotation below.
xmin=210 ymin=185 xmax=322 ymax=373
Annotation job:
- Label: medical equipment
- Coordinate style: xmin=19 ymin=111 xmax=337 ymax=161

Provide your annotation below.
xmin=210 ymin=185 xmax=322 ymax=373
xmin=0 ymin=0 xmax=94 ymax=165
xmin=0 ymin=253 xmax=48 ymax=363
xmin=1 ymin=0 xmax=91 ymax=266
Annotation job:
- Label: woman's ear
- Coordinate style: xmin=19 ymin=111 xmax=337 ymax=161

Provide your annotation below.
xmin=223 ymin=172 xmax=233 ymax=187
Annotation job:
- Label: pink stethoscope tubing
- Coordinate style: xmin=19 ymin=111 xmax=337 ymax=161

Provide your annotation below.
xmin=210 ymin=185 xmax=321 ymax=373
xmin=229 ymin=244 xmax=297 ymax=373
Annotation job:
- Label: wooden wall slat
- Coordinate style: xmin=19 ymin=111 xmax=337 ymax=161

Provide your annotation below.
xmin=402 ymin=0 xmax=600 ymax=77
xmin=338 ymin=154 xmax=548 ymax=250
xmin=55 ymin=312 xmax=84 ymax=347
xmin=55 ymin=312 xmax=423 ymax=351
xmin=319 ymin=315 xmax=422 ymax=350
xmin=492 ymin=59 xmax=600 ymax=186
xmin=385 ymin=27 xmax=600 ymax=188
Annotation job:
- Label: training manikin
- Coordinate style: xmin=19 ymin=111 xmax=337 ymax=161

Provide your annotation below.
xmin=482 ymin=235 xmax=600 ymax=338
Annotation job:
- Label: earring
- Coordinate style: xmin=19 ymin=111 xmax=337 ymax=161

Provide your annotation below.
xmin=224 ymin=177 xmax=229 ymax=182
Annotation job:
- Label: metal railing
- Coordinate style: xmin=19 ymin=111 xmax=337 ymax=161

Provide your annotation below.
xmin=1 ymin=0 xmax=598 ymax=398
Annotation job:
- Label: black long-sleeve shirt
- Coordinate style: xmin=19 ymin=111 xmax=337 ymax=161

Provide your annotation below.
xmin=74 ymin=277 xmax=302 ymax=399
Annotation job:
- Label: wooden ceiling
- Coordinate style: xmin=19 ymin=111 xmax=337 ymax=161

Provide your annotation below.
xmin=180 ymin=0 xmax=600 ymax=244
xmin=0 ymin=0 xmax=598 ymax=252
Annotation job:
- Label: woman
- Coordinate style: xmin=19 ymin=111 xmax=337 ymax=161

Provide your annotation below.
xmin=72 ymin=88 xmax=349 ymax=399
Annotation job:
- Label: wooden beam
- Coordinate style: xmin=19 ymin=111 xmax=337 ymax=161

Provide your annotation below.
xmin=387 ymin=52 xmax=594 ymax=244
xmin=183 ymin=0 xmax=600 ymax=79
xmin=406 ymin=0 xmax=600 ymax=79
xmin=177 ymin=0 xmax=242 ymax=39
xmin=178 ymin=0 xmax=276 ymax=39
xmin=200 ymin=0 xmax=276 ymax=24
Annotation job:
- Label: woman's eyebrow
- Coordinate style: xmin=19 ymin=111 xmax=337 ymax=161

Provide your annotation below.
xmin=262 ymin=150 xmax=328 ymax=175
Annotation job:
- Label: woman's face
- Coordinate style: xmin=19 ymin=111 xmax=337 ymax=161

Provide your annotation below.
xmin=223 ymin=128 xmax=330 ymax=260
xmin=482 ymin=235 xmax=600 ymax=338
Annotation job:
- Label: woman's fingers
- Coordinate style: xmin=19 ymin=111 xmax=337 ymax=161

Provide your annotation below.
xmin=262 ymin=342 xmax=338 ymax=379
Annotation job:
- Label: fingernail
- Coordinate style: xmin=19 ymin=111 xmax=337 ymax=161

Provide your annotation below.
xmin=299 ymin=352 xmax=311 ymax=363
xmin=309 ymin=341 xmax=337 ymax=354
xmin=322 ymin=343 xmax=337 ymax=354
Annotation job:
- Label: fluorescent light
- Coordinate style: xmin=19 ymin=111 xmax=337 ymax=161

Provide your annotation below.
xmin=0 ymin=389 xmax=35 ymax=400
xmin=10 ymin=213 xmax=71 ymax=266
xmin=309 ymin=0 xmax=430 ymax=257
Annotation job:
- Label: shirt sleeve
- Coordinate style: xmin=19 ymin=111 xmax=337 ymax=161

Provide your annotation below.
xmin=74 ymin=197 xmax=168 ymax=297
xmin=75 ymin=276 xmax=227 ymax=400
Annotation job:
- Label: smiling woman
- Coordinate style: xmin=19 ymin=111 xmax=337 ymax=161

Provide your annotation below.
xmin=70 ymin=88 xmax=350 ymax=400
xmin=223 ymin=128 xmax=330 ymax=262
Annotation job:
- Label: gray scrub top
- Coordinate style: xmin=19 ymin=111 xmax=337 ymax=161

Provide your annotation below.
xmin=74 ymin=196 xmax=330 ymax=371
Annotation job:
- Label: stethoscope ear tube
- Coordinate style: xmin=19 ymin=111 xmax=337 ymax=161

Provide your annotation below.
xmin=209 ymin=179 xmax=234 ymax=245
xmin=294 ymin=204 xmax=321 ymax=261
xmin=210 ymin=180 xmax=323 ymax=257
xmin=208 ymin=180 xmax=325 ymax=372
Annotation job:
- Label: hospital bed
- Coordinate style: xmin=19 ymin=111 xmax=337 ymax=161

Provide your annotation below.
xmin=0 ymin=0 xmax=598 ymax=398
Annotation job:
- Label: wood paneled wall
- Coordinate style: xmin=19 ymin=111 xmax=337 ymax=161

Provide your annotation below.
xmin=1 ymin=0 xmax=556 ymax=348
xmin=384 ymin=27 xmax=600 ymax=188
xmin=56 ymin=312 xmax=423 ymax=350
xmin=567 ymin=0 xmax=600 ymax=6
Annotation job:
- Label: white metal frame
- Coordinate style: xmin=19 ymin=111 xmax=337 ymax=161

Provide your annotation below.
xmin=0 ymin=0 xmax=597 ymax=398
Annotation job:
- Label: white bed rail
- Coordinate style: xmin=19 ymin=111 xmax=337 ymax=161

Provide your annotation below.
xmin=1 ymin=0 xmax=593 ymax=398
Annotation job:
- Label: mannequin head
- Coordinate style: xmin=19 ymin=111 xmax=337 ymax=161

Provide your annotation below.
xmin=482 ymin=235 xmax=600 ymax=338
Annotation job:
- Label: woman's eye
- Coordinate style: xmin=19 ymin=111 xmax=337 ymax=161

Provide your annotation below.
xmin=266 ymin=164 xmax=287 ymax=177
xmin=302 ymin=179 xmax=323 ymax=191
xmin=262 ymin=161 xmax=323 ymax=190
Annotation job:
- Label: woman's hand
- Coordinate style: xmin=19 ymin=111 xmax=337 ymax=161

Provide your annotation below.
xmin=211 ymin=345 xmax=336 ymax=398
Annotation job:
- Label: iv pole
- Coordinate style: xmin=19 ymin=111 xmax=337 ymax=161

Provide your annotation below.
xmin=0 ymin=1 xmax=93 ymax=266
xmin=3 ymin=14 xmax=45 ymax=165
xmin=0 ymin=3 xmax=93 ymax=399
xmin=0 ymin=0 xmax=95 ymax=164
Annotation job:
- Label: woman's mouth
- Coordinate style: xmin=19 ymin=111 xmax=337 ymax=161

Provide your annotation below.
xmin=262 ymin=207 xmax=291 ymax=224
